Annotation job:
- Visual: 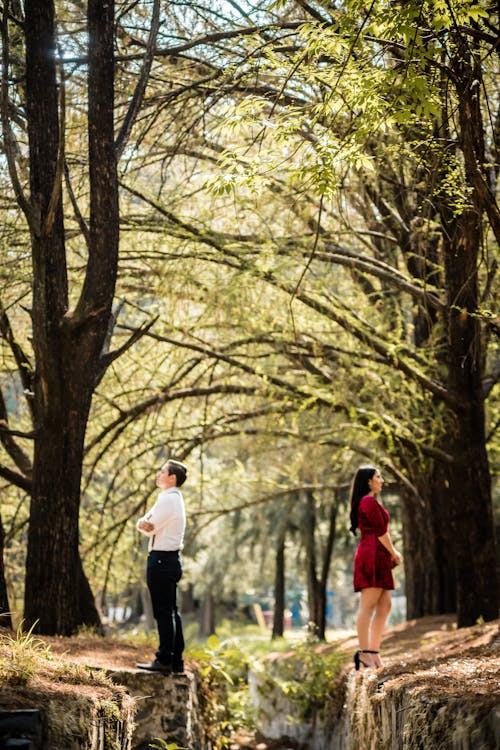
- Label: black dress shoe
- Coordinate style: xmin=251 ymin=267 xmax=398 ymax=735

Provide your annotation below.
xmin=136 ymin=659 xmax=172 ymax=673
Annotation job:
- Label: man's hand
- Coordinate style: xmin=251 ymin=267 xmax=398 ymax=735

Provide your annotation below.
xmin=138 ymin=520 xmax=154 ymax=532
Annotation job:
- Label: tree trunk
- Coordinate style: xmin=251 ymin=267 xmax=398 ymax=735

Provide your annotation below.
xmin=316 ymin=499 xmax=337 ymax=639
xmin=78 ymin=557 xmax=104 ymax=632
xmin=429 ymin=38 xmax=499 ymax=625
xmin=200 ymin=590 xmax=216 ymax=637
xmin=141 ymin=586 xmax=155 ymax=631
xmin=398 ymin=34 xmax=497 ymax=625
xmin=427 ymin=466 xmax=457 ymax=614
xmin=272 ymin=527 xmax=286 ymax=639
xmin=402 ymin=464 xmax=456 ymax=619
xmin=445 ymin=37 xmax=499 ymax=626
xmin=443 ymin=216 xmax=498 ymax=625
xmin=302 ymin=491 xmax=319 ymax=635
xmin=25 ymin=401 xmax=90 ymax=633
xmin=181 ymin=583 xmax=198 ymax=615
xmin=23 ymin=0 xmax=118 ymax=634
xmin=0 ymin=515 xmax=12 ymax=629
xmin=302 ymin=490 xmax=337 ymax=640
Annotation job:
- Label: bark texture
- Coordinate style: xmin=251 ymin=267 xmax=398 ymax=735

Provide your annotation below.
xmin=23 ymin=0 xmax=118 ymax=634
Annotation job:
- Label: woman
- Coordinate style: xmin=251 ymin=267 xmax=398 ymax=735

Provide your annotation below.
xmin=350 ymin=465 xmax=401 ymax=669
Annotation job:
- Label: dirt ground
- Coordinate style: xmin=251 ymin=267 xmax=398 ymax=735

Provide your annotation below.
xmin=1 ymin=615 xmax=499 ymax=749
xmin=35 ymin=614 xmax=496 ymax=673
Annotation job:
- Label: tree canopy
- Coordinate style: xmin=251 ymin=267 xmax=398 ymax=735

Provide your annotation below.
xmin=0 ymin=0 xmax=498 ymax=634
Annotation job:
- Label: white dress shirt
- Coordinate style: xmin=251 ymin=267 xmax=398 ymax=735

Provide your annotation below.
xmin=137 ymin=487 xmax=186 ymax=551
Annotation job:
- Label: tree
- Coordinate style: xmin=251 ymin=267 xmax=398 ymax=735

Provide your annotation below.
xmin=0 ymin=514 xmax=11 ymax=628
xmin=301 ymin=490 xmax=337 ymax=640
xmin=0 ymin=0 xmax=496 ymax=634
xmin=120 ymin=0 xmax=498 ymax=626
xmin=0 ymin=0 xmax=119 ymax=633
xmin=22 ymin=0 xmax=119 ymax=634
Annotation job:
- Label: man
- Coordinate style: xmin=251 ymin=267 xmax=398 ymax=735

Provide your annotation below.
xmin=136 ymin=459 xmax=187 ymax=674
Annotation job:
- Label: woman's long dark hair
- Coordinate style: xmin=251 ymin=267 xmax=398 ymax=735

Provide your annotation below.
xmin=349 ymin=465 xmax=377 ymax=534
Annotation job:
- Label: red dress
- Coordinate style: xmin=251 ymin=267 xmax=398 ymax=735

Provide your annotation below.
xmin=353 ymin=495 xmax=394 ymax=591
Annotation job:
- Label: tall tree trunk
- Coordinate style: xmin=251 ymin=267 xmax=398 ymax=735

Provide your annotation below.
xmin=302 ymin=490 xmax=337 ymax=640
xmin=316 ymin=499 xmax=337 ymax=640
xmin=23 ymin=0 xmax=118 ymax=634
xmin=437 ymin=38 xmax=499 ymax=626
xmin=402 ymin=465 xmax=456 ymax=618
xmin=0 ymin=514 xmax=12 ymax=629
xmin=302 ymin=491 xmax=337 ymax=640
xmin=181 ymin=583 xmax=197 ymax=615
xmin=427 ymin=466 xmax=457 ymax=614
xmin=302 ymin=490 xmax=320 ymax=634
xmin=272 ymin=526 xmax=286 ymax=639
xmin=443 ymin=211 xmax=498 ymax=625
xmin=200 ymin=590 xmax=216 ymax=637
xmin=404 ymin=219 xmax=457 ymax=618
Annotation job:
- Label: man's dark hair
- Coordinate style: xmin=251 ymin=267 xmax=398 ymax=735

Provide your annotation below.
xmin=167 ymin=459 xmax=187 ymax=487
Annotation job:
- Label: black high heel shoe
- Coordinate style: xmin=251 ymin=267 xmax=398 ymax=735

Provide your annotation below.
xmin=353 ymin=649 xmax=379 ymax=671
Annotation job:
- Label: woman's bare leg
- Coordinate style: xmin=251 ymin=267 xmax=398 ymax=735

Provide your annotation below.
xmin=369 ymin=589 xmax=392 ymax=666
xmin=357 ymin=588 xmax=383 ymax=666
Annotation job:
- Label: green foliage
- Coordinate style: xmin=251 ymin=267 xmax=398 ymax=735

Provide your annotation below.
xmin=1 ymin=0 xmax=497 ymax=638
xmin=189 ymin=633 xmax=239 ymax=685
xmin=186 ymin=635 xmax=237 ymax=749
xmin=188 ymin=632 xmax=257 ymax=742
xmin=252 ymin=634 xmax=345 ymax=721
xmin=187 ymin=628 xmax=304 ymax=742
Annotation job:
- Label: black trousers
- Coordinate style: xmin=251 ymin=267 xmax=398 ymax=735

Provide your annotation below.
xmin=146 ymin=550 xmax=184 ymax=667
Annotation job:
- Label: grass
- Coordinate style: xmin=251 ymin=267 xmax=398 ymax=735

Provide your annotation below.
xmin=0 ymin=620 xmax=113 ymax=689
xmin=0 ymin=620 xmax=52 ymax=686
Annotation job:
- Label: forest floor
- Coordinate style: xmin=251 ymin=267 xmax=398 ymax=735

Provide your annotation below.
xmin=1 ymin=614 xmax=499 ymax=749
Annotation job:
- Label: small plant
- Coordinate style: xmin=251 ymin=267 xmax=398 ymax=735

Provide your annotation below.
xmin=149 ymin=740 xmax=187 ymax=749
xmin=0 ymin=620 xmax=51 ymax=686
xmin=187 ymin=634 xmax=255 ymax=749
xmin=253 ymin=636 xmax=346 ymax=722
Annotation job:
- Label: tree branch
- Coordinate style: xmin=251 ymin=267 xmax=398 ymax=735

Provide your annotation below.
xmin=59 ymin=21 xmax=306 ymax=66
xmin=0 ymin=297 xmax=35 ymax=421
xmin=0 ymin=0 xmax=34 ymax=230
xmin=64 ymin=159 xmax=90 ymax=248
xmin=0 ymin=386 xmax=32 ymax=477
xmin=85 ymin=383 xmax=259 ymax=454
xmin=0 ymin=462 xmax=31 ymax=493
xmin=41 ymin=56 xmax=65 ymax=237
xmin=115 ymin=0 xmax=160 ymax=160
xmin=97 ymin=313 xmax=158 ymax=384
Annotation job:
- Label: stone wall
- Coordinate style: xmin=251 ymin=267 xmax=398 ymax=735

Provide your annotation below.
xmin=108 ymin=669 xmax=205 ymax=750
xmin=0 ymin=685 xmax=135 ymax=750
xmin=0 ymin=669 xmax=207 ymax=750
xmin=347 ymin=670 xmax=500 ymax=750
xmin=250 ymin=659 xmax=500 ymax=750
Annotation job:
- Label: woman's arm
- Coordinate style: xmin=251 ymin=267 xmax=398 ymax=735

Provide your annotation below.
xmin=377 ymin=532 xmax=402 ymax=565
